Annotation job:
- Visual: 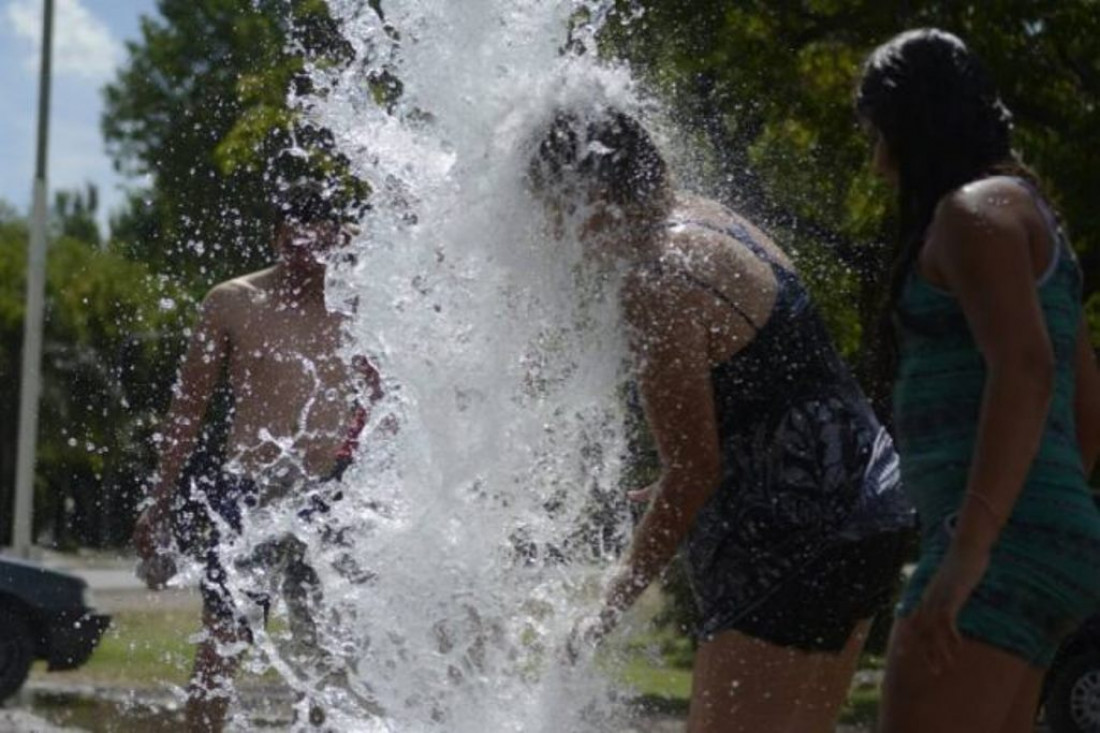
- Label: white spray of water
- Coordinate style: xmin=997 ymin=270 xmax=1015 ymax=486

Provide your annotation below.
xmin=229 ymin=2 xmax=664 ymax=731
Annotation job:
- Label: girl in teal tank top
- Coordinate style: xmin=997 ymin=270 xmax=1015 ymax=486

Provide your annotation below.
xmin=857 ymin=29 xmax=1100 ymax=733
xmin=894 ymin=178 xmax=1100 ymax=663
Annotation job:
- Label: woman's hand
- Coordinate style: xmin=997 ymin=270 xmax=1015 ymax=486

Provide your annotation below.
xmin=564 ymin=607 xmax=620 ymax=665
xmin=909 ymin=543 xmax=990 ymax=673
xmin=563 ymin=569 xmax=637 ymax=665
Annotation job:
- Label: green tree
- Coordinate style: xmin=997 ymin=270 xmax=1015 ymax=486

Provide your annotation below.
xmin=603 ymin=0 xmax=1100 ymax=357
xmin=102 ymin=0 xmax=359 ymax=294
xmin=52 ymin=184 xmax=102 ymax=247
xmin=0 ymin=206 xmax=188 ymax=547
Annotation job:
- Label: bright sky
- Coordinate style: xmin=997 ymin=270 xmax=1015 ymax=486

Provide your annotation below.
xmin=0 ymin=0 xmax=158 ymax=233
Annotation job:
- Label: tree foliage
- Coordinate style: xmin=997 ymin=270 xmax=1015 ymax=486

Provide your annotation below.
xmin=52 ymin=185 xmax=102 ymax=247
xmin=28 ymin=0 xmax=1090 ymax=555
xmin=102 ymin=0 xmax=358 ymax=294
xmin=603 ymin=0 xmax=1100 ymax=351
xmin=0 ymin=206 xmax=189 ymax=547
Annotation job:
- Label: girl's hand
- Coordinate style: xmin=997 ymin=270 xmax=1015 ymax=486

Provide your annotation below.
xmin=627 ymin=485 xmax=657 ymax=503
xmin=910 ymin=544 xmax=990 ymax=673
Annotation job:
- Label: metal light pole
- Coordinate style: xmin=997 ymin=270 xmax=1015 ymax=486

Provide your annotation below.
xmin=12 ymin=0 xmax=55 ymax=559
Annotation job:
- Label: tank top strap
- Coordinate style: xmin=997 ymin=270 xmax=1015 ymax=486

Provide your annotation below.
xmin=665 ymin=217 xmax=796 ymax=282
xmin=642 ymin=258 xmax=760 ymax=333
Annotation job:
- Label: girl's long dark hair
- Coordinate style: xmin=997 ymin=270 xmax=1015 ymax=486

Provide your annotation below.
xmin=856 ymin=29 xmax=1024 ymax=383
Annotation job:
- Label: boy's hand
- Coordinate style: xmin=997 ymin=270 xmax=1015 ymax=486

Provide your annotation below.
xmin=133 ymin=500 xmax=179 ymax=590
xmin=132 ymin=497 xmax=171 ymax=561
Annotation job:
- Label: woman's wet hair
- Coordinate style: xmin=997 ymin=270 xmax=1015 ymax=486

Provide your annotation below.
xmin=856 ymin=29 xmax=1025 ymax=386
xmin=528 ymin=108 xmax=668 ymax=210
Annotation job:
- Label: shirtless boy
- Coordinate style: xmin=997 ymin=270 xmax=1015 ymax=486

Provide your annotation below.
xmin=133 ymin=183 xmax=377 ymax=732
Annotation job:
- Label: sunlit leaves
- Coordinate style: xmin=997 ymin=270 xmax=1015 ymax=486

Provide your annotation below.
xmin=102 ymin=0 xmax=358 ymax=293
xmin=0 ymin=214 xmax=190 ymax=546
xmin=604 ymin=0 xmax=1100 ymax=354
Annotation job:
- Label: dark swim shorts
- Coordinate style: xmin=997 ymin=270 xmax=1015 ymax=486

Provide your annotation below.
xmin=707 ymin=530 xmax=909 ymax=652
xmin=183 ymin=473 xmax=330 ymax=636
xmin=193 ymin=473 xmax=264 ymax=631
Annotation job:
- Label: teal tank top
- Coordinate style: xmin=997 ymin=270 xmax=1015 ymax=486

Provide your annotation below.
xmin=893 ymin=178 xmax=1090 ymax=537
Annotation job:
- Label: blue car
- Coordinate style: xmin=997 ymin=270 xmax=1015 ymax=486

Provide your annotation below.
xmin=0 ymin=556 xmax=111 ymax=701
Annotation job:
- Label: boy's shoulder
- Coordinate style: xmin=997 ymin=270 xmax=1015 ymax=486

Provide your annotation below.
xmin=201 ymin=268 xmax=278 ymax=323
xmin=207 ymin=268 xmax=277 ymax=300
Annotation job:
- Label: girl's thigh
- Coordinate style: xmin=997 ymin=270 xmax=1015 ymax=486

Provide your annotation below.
xmin=877 ymin=615 xmax=1041 ymax=733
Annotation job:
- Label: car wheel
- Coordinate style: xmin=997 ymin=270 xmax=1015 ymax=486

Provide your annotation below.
xmin=0 ymin=603 xmax=34 ymax=701
xmin=1046 ymin=649 xmax=1100 ymax=733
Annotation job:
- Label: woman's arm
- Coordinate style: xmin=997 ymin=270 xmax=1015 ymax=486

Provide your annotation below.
xmin=1075 ymin=319 xmax=1100 ymax=475
xmin=602 ymin=277 xmax=723 ymax=615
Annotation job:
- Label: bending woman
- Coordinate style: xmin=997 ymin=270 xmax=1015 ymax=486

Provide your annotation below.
xmin=529 ymin=108 xmax=913 ymax=733
xmin=857 ymin=29 xmax=1100 ymax=733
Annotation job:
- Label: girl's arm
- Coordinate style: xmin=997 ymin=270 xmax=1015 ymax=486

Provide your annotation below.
xmin=930 ymin=181 xmax=1055 ymax=555
xmin=1075 ymin=319 xmax=1100 ymax=475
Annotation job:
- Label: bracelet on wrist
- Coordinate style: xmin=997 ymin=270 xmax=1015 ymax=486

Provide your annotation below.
xmin=965 ymin=489 xmax=1006 ymax=526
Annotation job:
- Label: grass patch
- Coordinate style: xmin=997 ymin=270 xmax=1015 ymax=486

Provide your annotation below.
xmin=839 ymin=684 xmax=881 ymax=726
xmin=33 ymin=609 xmax=198 ymax=688
xmin=31 ymin=608 xmax=288 ymax=689
xmin=31 ymin=606 xmax=882 ymax=727
xmin=609 ymin=626 xmax=693 ymax=713
xmin=618 ymin=655 xmax=692 ymax=715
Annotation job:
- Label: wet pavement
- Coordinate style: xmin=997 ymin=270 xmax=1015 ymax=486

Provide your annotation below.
xmin=0 ymin=709 xmax=82 ymax=732
xmin=5 ymin=682 xmax=878 ymax=733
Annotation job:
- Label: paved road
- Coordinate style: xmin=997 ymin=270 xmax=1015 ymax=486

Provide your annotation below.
xmin=0 ymin=710 xmax=82 ymax=732
xmin=38 ymin=549 xmax=201 ymax=614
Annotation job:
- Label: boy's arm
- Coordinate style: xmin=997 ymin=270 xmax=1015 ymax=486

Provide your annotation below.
xmin=134 ymin=287 xmax=233 ymax=557
xmin=355 ymin=353 xmax=397 ymax=436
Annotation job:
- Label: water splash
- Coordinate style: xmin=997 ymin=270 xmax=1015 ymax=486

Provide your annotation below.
xmin=232 ymin=1 xmax=657 ymax=730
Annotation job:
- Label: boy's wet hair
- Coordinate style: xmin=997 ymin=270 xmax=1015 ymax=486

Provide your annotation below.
xmin=529 ymin=108 xmax=668 ymax=209
xmin=265 ymin=122 xmax=370 ymax=227
xmin=273 ymin=179 xmax=344 ymax=226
